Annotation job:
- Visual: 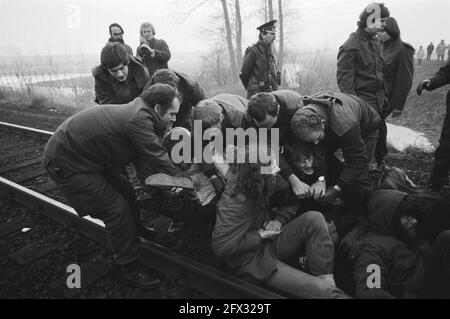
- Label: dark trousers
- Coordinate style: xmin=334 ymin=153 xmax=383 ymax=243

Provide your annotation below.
xmin=421 ymin=230 xmax=450 ymax=298
xmin=45 ymin=162 xmax=141 ymax=266
xmin=430 ymin=91 xmax=450 ymax=189
xmin=426 ymin=52 xmax=432 ymax=60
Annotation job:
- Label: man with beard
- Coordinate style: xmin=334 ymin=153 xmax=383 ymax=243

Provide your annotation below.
xmin=337 ymin=190 xmax=450 ymax=298
xmin=93 ymin=42 xmax=150 ymax=105
xmin=107 ymin=23 xmax=133 ymax=55
xmin=44 ymin=84 xmax=181 ymax=289
xmin=240 ymin=20 xmax=280 ymax=98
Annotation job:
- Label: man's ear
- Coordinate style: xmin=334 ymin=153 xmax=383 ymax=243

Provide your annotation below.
xmin=155 ymin=104 xmax=162 ymax=115
xmin=321 ymin=119 xmax=326 ymax=129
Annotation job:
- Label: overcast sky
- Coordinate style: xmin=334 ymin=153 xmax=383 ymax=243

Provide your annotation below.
xmin=0 ymin=0 xmax=449 ymax=56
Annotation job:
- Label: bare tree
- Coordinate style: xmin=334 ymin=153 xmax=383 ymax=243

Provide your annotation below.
xmin=278 ymin=0 xmax=284 ymax=84
xmin=268 ymin=0 xmax=274 ymax=20
xmin=219 ymin=0 xmax=238 ymax=83
xmin=235 ymin=0 xmax=243 ymax=68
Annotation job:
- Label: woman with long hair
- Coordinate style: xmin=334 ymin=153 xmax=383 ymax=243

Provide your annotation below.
xmin=211 ymin=144 xmax=349 ymax=298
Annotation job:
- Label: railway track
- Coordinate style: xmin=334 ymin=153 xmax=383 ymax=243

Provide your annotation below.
xmin=0 ymin=121 xmax=285 ymax=299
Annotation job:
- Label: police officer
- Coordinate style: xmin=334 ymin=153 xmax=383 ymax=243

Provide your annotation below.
xmin=239 ymin=20 xmax=280 ymax=99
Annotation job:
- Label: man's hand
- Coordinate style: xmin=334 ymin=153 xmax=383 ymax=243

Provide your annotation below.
xmin=391 ymin=109 xmax=402 ymax=118
xmin=139 ymin=43 xmax=155 ymax=56
xmin=264 ymin=220 xmax=282 ymax=232
xmin=416 ymin=80 xmax=431 ymax=96
xmin=288 ymin=175 xmax=311 ymax=199
xmin=258 ymin=229 xmax=281 ymax=240
xmin=310 ymin=178 xmax=326 ymax=200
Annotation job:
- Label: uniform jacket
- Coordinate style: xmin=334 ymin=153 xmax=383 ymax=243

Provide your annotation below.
xmin=339 ymin=190 xmax=428 ymax=299
xmin=427 ymin=44 xmax=434 ymax=54
xmin=92 ymin=56 xmax=150 ymax=105
xmin=211 ymin=173 xmax=297 ymax=281
xmin=240 ymin=40 xmax=278 ymax=97
xmin=337 ymin=29 xmax=385 ymax=112
xmin=301 ymin=92 xmax=381 ymax=190
xmin=44 ymin=97 xmax=178 ymax=177
xmin=383 ymin=39 xmax=415 ymax=112
xmin=137 ymin=38 xmax=171 ymax=77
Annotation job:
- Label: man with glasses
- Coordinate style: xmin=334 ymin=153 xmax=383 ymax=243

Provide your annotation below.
xmin=240 ymin=20 xmax=280 ymax=99
xmin=107 ymin=23 xmax=133 ymax=56
xmin=93 ymin=42 xmax=150 ymax=105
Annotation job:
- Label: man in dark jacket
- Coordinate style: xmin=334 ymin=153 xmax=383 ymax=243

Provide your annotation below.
xmin=136 ymin=22 xmax=171 ymax=78
xmin=193 ymin=93 xmax=249 ymax=132
xmin=417 ymin=60 xmax=450 ymax=191
xmin=240 ymin=20 xmax=279 ymax=99
xmin=44 ymin=84 xmax=180 ymax=289
xmin=93 ymin=42 xmax=150 ymax=105
xmin=107 ymin=23 xmax=133 ymax=55
xmin=338 ymin=190 xmax=450 ymax=298
xmin=375 ymin=17 xmax=415 ymax=167
xmin=426 ymin=42 xmax=434 ymax=61
xmin=291 ymin=92 xmax=381 ymax=218
xmin=245 ymin=90 xmax=303 ymax=197
xmin=148 ymin=69 xmax=206 ymax=131
xmin=337 ymin=3 xmax=389 ymax=114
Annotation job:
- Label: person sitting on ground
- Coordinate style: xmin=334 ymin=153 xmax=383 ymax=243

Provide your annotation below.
xmin=143 ymin=127 xmax=224 ymax=232
xmin=147 ymin=69 xmax=206 ymax=131
xmin=211 ymin=144 xmax=349 ymax=299
xmin=93 ymin=42 xmax=149 ymax=105
xmin=336 ymin=190 xmax=450 ymax=298
xmin=377 ymin=166 xmax=450 ymax=243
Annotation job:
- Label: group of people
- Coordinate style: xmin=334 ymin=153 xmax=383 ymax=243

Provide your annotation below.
xmin=42 ymin=2 xmax=450 ymax=298
xmin=417 ymin=40 xmax=450 ymax=64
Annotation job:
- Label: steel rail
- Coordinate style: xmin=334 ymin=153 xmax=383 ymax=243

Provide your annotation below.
xmin=0 ymin=121 xmax=54 ymax=137
xmin=0 ymin=176 xmax=285 ymax=299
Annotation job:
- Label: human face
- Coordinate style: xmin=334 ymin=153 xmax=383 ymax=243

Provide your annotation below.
xmin=141 ymin=27 xmax=154 ymax=42
xmin=253 ymin=114 xmax=277 ymax=128
xmin=110 ymin=26 xmax=123 ymax=41
xmin=296 ymin=153 xmax=314 ymax=175
xmin=107 ymin=63 xmax=128 ymax=82
xmin=400 ymin=215 xmax=418 ymax=240
xmin=157 ymin=98 xmax=180 ymax=130
xmin=262 ymin=31 xmax=276 ymax=45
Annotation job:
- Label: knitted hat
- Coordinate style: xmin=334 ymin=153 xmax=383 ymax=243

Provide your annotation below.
xmin=384 ymin=17 xmax=400 ymax=39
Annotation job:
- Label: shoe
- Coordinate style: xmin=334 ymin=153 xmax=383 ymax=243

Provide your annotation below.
xmin=145 ymin=173 xmax=194 ymax=189
xmin=121 ymin=261 xmax=163 ymax=289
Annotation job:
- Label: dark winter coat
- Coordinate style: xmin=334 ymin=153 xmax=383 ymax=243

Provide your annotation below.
xmin=92 ymin=56 xmax=150 ymax=105
xmin=240 ymin=40 xmax=279 ymax=98
xmin=337 ymin=29 xmax=385 ymax=112
xmin=44 ymin=97 xmax=178 ymax=177
xmin=383 ymin=39 xmax=415 ymax=113
xmin=137 ymin=38 xmax=171 ymax=77
xmin=300 ymin=92 xmax=381 ymax=190
xmin=338 ymin=190 xmax=428 ymax=299
xmin=427 ymin=60 xmax=450 ymax=91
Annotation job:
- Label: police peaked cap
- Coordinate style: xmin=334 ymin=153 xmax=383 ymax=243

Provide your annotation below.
xmin=257 ymin=20 xmax=277 ymax=32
